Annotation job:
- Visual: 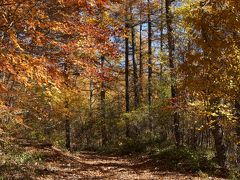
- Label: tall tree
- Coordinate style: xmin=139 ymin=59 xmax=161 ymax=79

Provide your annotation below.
xmin=180 ymin=0 xmax=240 ymax=167
xmin=139 ymin=2 xmax=144 ymax=104
xmin=100 ymin=56 xmax=107 ymax=146
xmin=131 ymin=10 xmax=139 ymax=108
xmin=63 ymin=62 xmax=71 ymax=150
xmin=125 ymin=1 xmax=130 ymax=137
xmin=165 ymin=0 xmax=181 ymax=147
xmin=147 ymin=0 xmax=153 ymax=106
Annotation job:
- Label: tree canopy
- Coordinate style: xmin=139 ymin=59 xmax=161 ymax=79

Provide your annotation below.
xmin=0 ymin=0 xmax=240 ymax=178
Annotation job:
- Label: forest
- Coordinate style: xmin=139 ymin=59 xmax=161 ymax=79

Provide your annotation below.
xmin=0 ymin=0 xmax=239 ymax=179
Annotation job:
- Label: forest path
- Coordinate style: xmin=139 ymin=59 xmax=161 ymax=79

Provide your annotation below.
xmin=32 ymin=147 xmax=224 ymax=180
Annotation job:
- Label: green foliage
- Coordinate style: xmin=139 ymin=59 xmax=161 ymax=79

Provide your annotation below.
xmin=14 ymin=152 xmax=43 ymax=164
xmin=118 ymin=138 xmax=147 ymax=154
xmin=0 ymin=142 xmax=45 ymax=179
xmin=151 ymin=146 xmax=216 ymax=173
xmin=1 ymin=142 xmax=44 ymax=165
xmin=229 ymin=167 xmax=240 ymax=180
xmin=116 ymin=135 xmax=169 ymax=155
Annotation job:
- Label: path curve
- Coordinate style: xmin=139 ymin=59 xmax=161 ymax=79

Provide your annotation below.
xmin=34 ymin=148 xmax=224 ymax=180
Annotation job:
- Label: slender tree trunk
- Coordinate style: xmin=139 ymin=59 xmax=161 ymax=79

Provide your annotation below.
xmin=191 ymin=124 xmax=197 ymax=150
xmin=147 ymin=0 xmax=153 ymax=134
xmin=100 ymin=56 xmax=107 ymax=146
xmin=206 ymin=128 xmax=211 ymax=148
xmin=131 ymin=24 xmax=139 ymax=108
xmin=125 ymin=5 xmax=130 ymax=138
xmin=87 ymin=79 xmax=94 ymax=147
xmin=165 ymin=0 xmax=181 ymax=147
xmin=200 ymin=129 xmax=204 ymax=149
xmin=147 ymin=0 xmax=152 ymax=107
xmin=64 ymin=100 xmax=71 ymax=150
xmin=159 ymin=0 xmax=164 ymax=81
xmin=125 ymin=19 xmax=130 ymax=113
xmin=89 ymin=80 xmax=93 ymax=120
xmin=65 ymin=118 xmax=71 ymax=150
xmin=63 ymin=63 xmax=71 ymax=150
xmin=139 ymin=4 xmax=143 ymax=104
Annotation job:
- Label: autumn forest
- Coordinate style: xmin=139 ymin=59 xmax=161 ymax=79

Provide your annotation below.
xmin=0 ymin=0 xmax=240 ymax=179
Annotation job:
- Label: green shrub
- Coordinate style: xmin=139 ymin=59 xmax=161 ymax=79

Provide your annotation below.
xmin=229 ymin=167 xmax=240 ymax=180
xmin=15 ymin=152 xmax=43 ymax=164
xmin=151 ymin=146 xmax=216 ymax=173
xmin=118 ymin=138 xmax=146 ymax=154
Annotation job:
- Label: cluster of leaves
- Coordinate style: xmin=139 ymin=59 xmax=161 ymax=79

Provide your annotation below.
xmin=177 ymin=0 xmax=240 ymax=157
xmin=0 ymin=0 xmax=119 ymax=135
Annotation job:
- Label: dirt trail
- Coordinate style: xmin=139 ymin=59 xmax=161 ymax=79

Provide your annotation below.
xmin=32 ymin=148 xmax=224 ymax=180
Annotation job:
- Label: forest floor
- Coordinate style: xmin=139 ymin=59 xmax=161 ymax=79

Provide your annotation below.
xmin=1 ymin=142 xmax=226 ymax=179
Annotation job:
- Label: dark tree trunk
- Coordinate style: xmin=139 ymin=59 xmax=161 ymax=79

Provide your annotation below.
xmin=89 ymin=80 xmax=93 ymax=120
xmin=159 ymin=0 xmax=164 ymax=81
xmin=125 ymin=25 xmax=130 ymax=113
xmin=211 ymin=119 xmax=227 ymax=168
xmin=64 ymin=100 xmax=71 ymax=150
xmin=65 ymin=118 xmax=71 ymax=150
xmin=147 ymin=0 xmax=153 ymax=134
xmin=206 ymin=128 xmax=211 ymax=148
xmin=125 ymin=8 xmax=130 ymax=138
xmin=147 ymin=0 xmax=152 ymax=107
xmin=208 ymin=99 xmax=227 ymax=168
xmin=100 ymin=56 xmax=107 ymax=146
xmin=139 ymin=4 xmax=143 ymax=104
xmin=131 ymin=24 xmax=139 ymax=109
xmin=191 ymin=124 xmax=197 ymax=150
xmin=87 ymin=80 xmax=94 ymax=147
xmin=165 ymin=0 xmax=180 ymax=147
xmin=63 ymin=62 xmax=71 ymax=150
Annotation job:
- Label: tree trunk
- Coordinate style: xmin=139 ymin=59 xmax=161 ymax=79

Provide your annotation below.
xmin=147 ymin=0 xmax=153 ymax=135
xmin=89 ymin=80 xmax=93 ymax=120
xmin=165 ymin=0 xmax=181 ymax=147
xmin=147 ymin=0 xmax=152 ymax=107
xmin=125 ymin=7 xmax=130 ymax=138
xmin=87 ymin=79 xmax=94 ymax=147
xmin=64 ymin=101 xmax=71 ymax=150
xmin=139 ymin=4 xmax=143 ymax=104
xmin=159 ymin=0 xmax=164 ymax=81
xmin=208 ymin=99 xmax=227 ymax=168
xmin=191 ymin=124 xmax=197 ymax=150
xmin=131 ymin=24 xmax=139 ymax=109
xmin=65 ymin=118 xmax=71 ymax=150
xmin=125 ymin=21 xmax=130 ymax=113
xmin=100 ymin=56 xmax=107 ymax=146
xmin=63 ymin=63 xmax=71 ymax=150
xmin=211 ymin=119 xmax=227 ymax=168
